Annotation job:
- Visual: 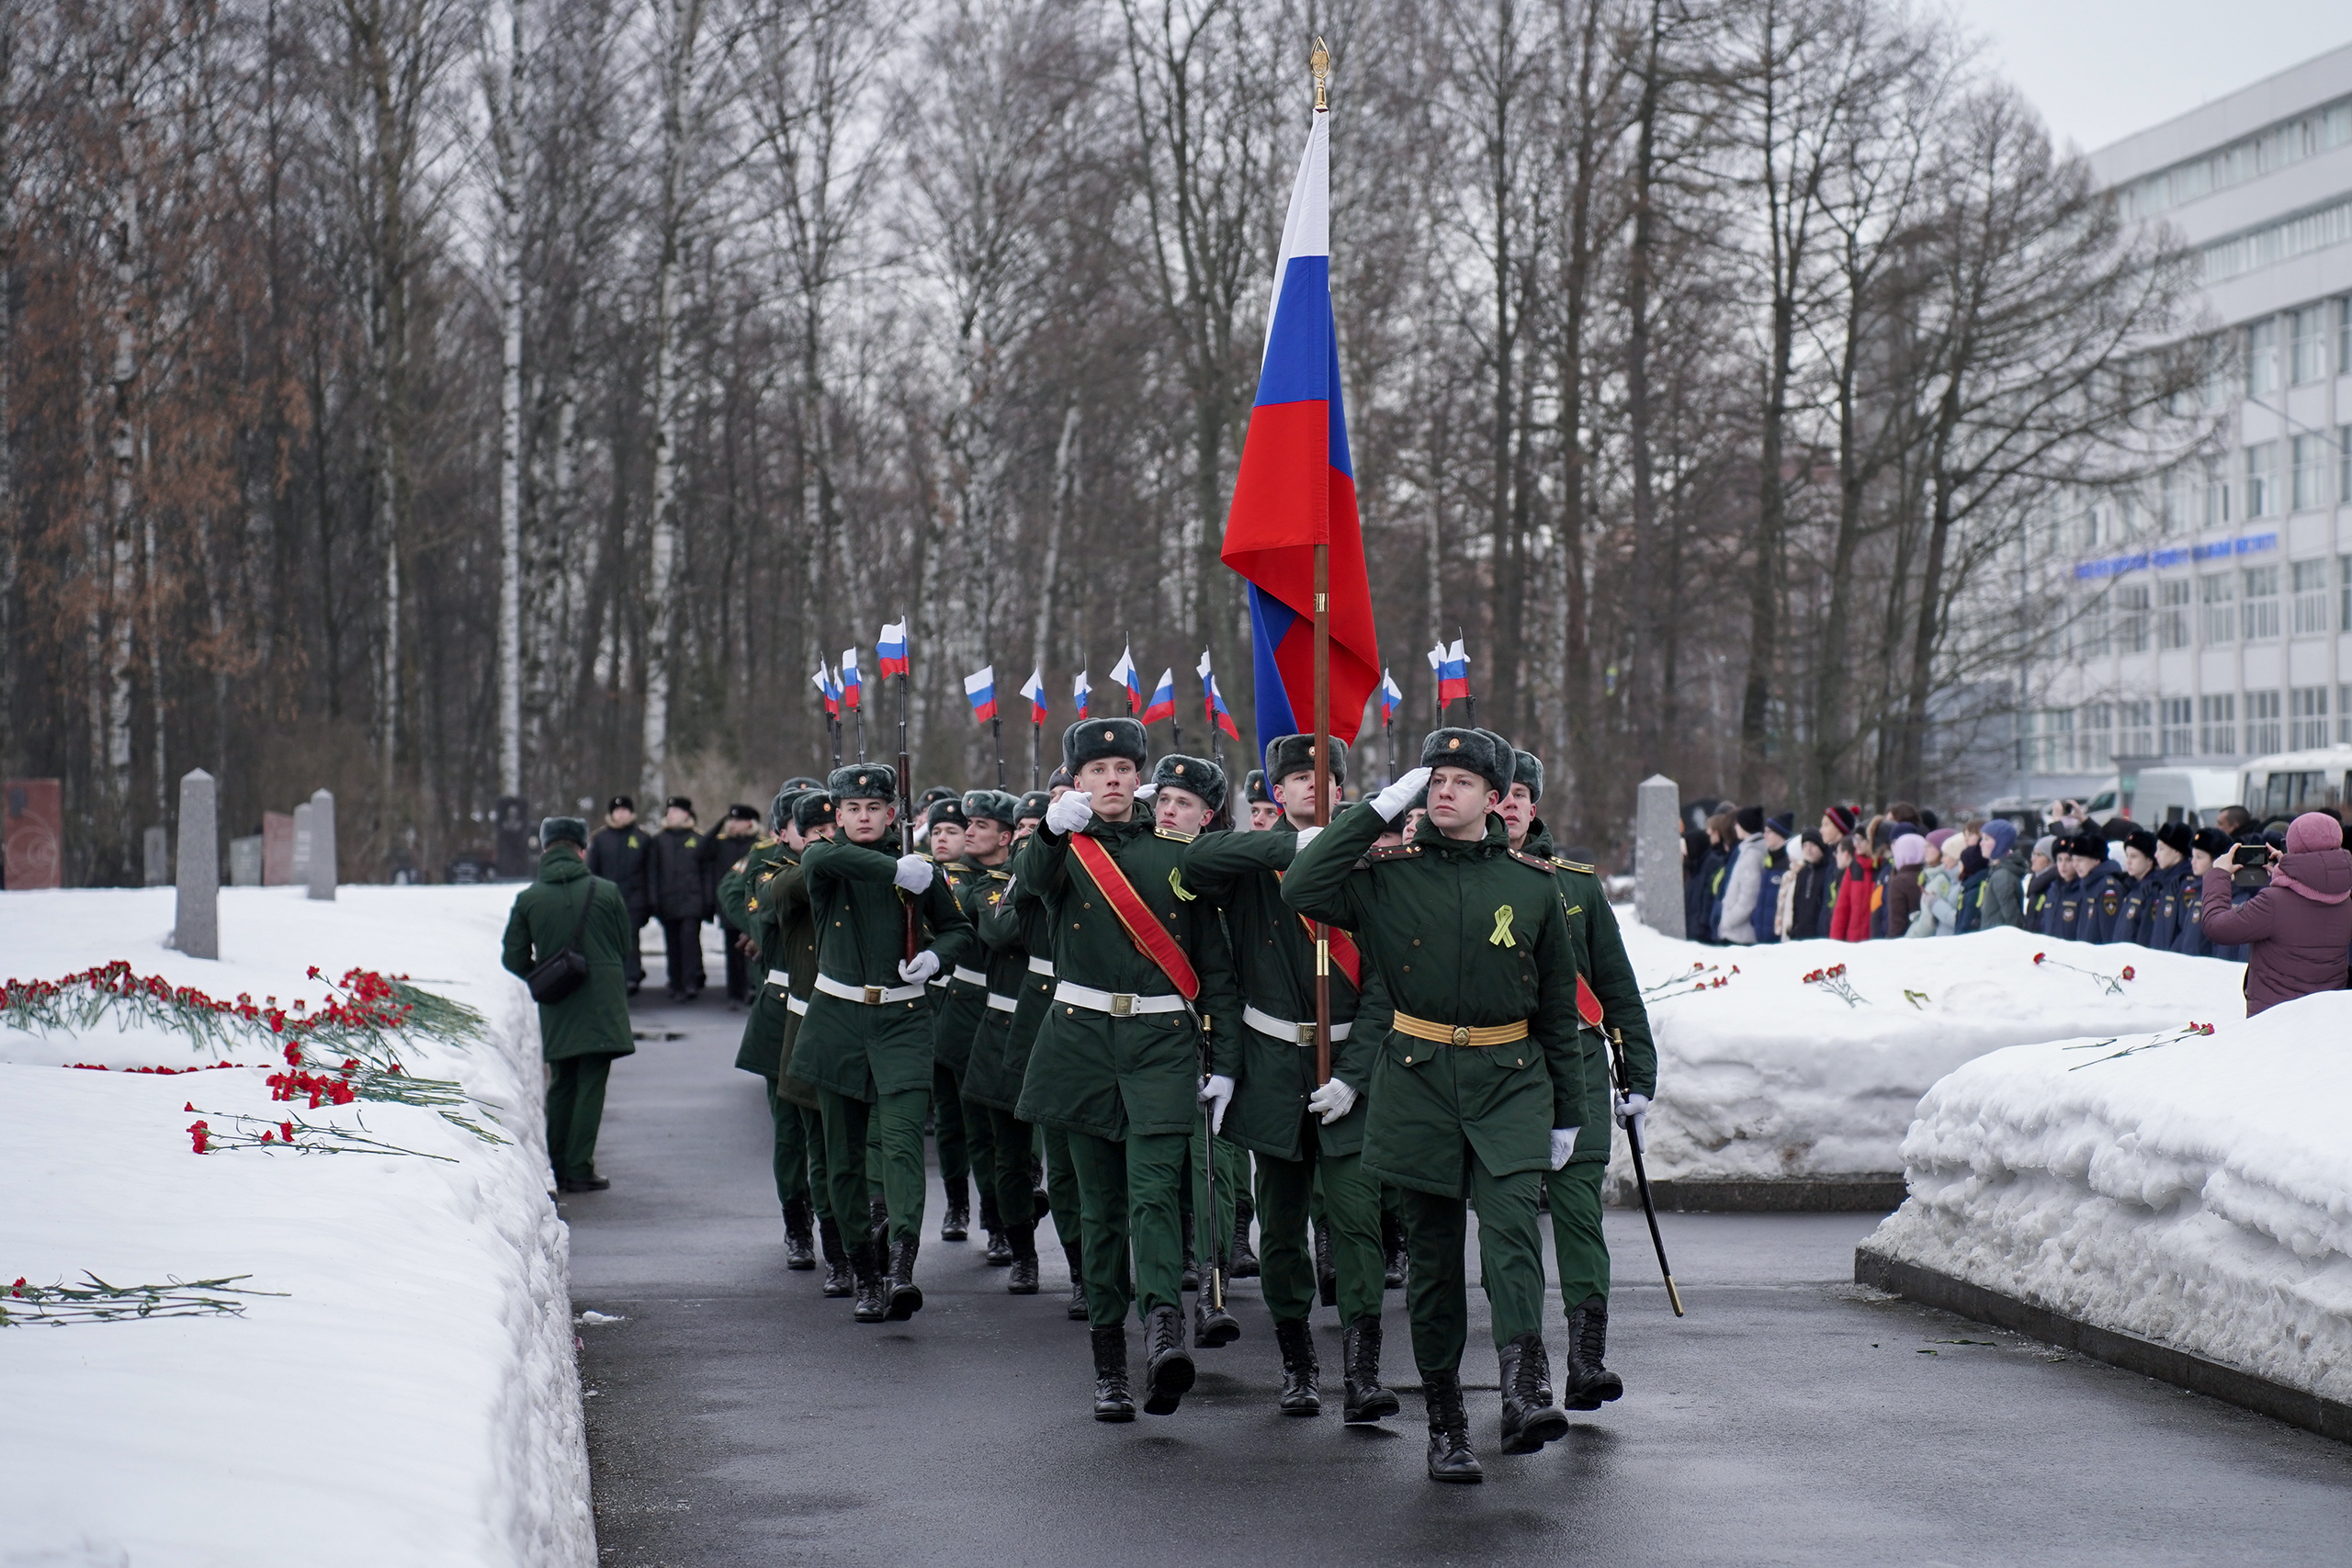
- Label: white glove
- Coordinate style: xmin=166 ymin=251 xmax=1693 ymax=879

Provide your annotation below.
xmin=1045 ymin=790 xmax=1095 ymax=835
xmin=897 ymin=949 xmax=942 ymax=985
xmin=1306 ymin=1076 xmax=1357 ymax=1124
xmin=1293 ymin=824 xmax=1323 ymax=852
xmin=1550 ymin=1127 xmax=1581 ymax=1169
xmin=892 ymin=854 xmax=935 ymax=894
xmin=1613 ymin=1091 xmax=1650 ymax=1145
xmin=1371 ymin=765 xmax=1432 ymax=822
xmin=1134 ymin=782 xmax=1159 ymax=800
xmin=1199 ymin=1073 xmax=1235 ymax=1134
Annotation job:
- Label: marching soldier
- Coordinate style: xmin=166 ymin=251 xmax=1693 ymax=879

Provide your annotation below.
xmin=1012 ymin=718 xmax=1240 ymax=1421
xmin=920 ymin=795 xmax=996 ymax=1250
xmin=955 ymin=789 xmax=1054 ymax=1294
xmin=758 ymin=790 xmax=854 ymax=1295
xmin=1283 ymin=728 xmax=1588 ymax=1483
xmin=1184 ymin=735 xmax=1398 ymax=1424
xmin=1504 ymin=747 xmax=1655 ymax=1410
xmin=796 ymin=763 xmax=977 ymax=1324
xmin=718 ymin=787 xmax=818 ymax=1269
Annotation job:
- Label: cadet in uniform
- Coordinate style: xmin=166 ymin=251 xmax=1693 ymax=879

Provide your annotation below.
xmin=796 ymin=763 xmax=976 ymax=1324
xmin=920 ymin=795 xmax=996 ymax=1249
xmin=955 ymin=789 xmax=1051 ymax=1293
xmin=1185 ymin=734 xmax=1398 ymax=1424
xmin=1012 ymin=718 xmax=1240 ymax=1420
xmin=718 ymin=786 xmax=817 ymax=1269
xmin=1244 ymin=769 xmax=1281 ymax=831
xmin=759 ymin=790 xmax=854 ymax=1294
xmin=1283 ymin=729 xmax=1586 ymax=1483
xmin=1002 ymin=787 xmax=1092 ymax=1317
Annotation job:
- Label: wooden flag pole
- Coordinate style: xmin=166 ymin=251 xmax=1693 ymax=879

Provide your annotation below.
xmin=1309 ymin=38 xmax=1334 ymax=1090
xmin=991 ymin=712 xmax=1006 ymax=789
xmin=1032 ymin=718 xmax=1042 ymax=788
xmin=1459 ymin=625 xmax=1476 ymax=727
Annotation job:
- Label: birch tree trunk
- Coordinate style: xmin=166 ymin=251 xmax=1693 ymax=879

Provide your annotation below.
xmin=490 ymin=0 xmax=525 ymax=799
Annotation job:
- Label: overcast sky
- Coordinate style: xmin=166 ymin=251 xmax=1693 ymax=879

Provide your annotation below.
xmin=1952 ymin=0 xmax=2352 ymax=153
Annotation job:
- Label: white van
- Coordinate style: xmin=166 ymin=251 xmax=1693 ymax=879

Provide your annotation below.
xmin=2130 ymin=767 xmax=2241 ymax=827
xmin=2236 ymin=745 xmax=2352 ymax=820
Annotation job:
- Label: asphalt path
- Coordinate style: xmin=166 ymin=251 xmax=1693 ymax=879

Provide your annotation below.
xmin=570 ymin=987 xmax=2352 ymax=1568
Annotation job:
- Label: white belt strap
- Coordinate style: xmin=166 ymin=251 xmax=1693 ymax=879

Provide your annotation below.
xmin=786 ymin=993 xmax=809 ymax=1017
xmin=1243 ymin=1005 xmax=1351 ymax=1046
xmin=952 ymin=965 xmax=989 ymax=988
xmin=1053 ymin=980 xmax=1187 ymax=1017
xmin=1027 ymin=956 xmax=1056 ymax=977
xmin=985 ymin=992 xmax=1019 ymax=1013
xmin=765 ymin=968 xmax=792 ymax=990
xmin=813 ymin=972 xmax=928 ymax=1006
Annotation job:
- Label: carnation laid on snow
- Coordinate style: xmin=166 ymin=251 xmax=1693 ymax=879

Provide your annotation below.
xmin=1862 ymin=994 xmax=2352 ymax=1404
xmin=1609 ymin=918 xmax=2248 ymax=1186
xmin=0 ymin=886 xmax=593 ymax=1568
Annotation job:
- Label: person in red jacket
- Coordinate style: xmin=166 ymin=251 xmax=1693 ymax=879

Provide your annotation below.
xmin=2201 ymin=812 xmax=2352 ymax=1016
xmin=1826 ymin=807 xmax=1874 ymax=942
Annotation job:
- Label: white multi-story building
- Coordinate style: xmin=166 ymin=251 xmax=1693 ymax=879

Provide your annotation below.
xmin=2017 ymin=44 xmax=2352 ymax=807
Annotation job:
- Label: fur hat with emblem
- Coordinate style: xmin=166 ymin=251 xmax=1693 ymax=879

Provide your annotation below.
xmin=827 ymin=763 xmax=897 ymax=803
xmin=1262 ymin=733 xmax=1348 ymax=790
xmin=963 ymin=789 xmax=1021 ymax=828
xmin=792 ymin=792 xmax=838 ymax=832
xmin=1419 ymin=727 xmax=1510 ymax=796
xmin=1148 ymin=753 xmax=1227 ymax=815
xmin=1061 ymin=716 xmax=1148 ymax=772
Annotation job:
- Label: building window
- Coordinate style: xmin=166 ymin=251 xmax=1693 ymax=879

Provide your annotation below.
xmin=2200 ymin=571 xmax=2236 ymax=643
xmin=2340 ymin=426 xmax=2352 ymax=505
xmin=2205 ymin=454 xmax=2233 ymax=526
xmin=2018 ymin=708 xmax=2076 ymax=774
xmin=2242 ymin=564 xmax=2281 ymax=640
xmin=2199 ymin=694 xmax=2237 ymax=755
xmin=2290 ymin=687 xmax=2330 ymax=750
xmin=2075 ymin=592 xmax=2109 ymax=657
xmin=2081 ymin=703 xmax=2114 ymax=765
xmin=2158 ymin=469 xmax=2186 ymax=534
xmin=2114 ymin=583 xmax=2150 ymax=652
xmin=2341 ymin=686 xmax=2352 ymax=746
xmin=2344 ymin=556 xmax=2352 ymax=636
xmin=2119 ymin=699 xmax=2154 ymax=757
xmin=2162 ymin=696 xmax=2194 ymax=755
xmin=2291 ymin=434 xmax=2326 ymax=509
xmin=2340 ymin=300 xmax=2352 ymax=381
xmin=2245 ymin=442 xmax=2278 ymax=516
xmin=2291 ymin=305 xmax=2327 ymax=382
xmin=2158 ymin=578 xmax=2192 ymax=649
xmin=2247 ymin=317 xmax=2279 ymax=395
xmin=2245 ymin=690 xmax=2282 ymax=754
xmin=2292 ymin=558 xmax=2331 ymax=636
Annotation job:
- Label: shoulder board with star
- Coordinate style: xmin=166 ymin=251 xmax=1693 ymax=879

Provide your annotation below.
xmin=1510 ymin=849 xmax=1557 ymax=874
xmin=1552 ymin=856 xmax=1595 ymax=874
xmin=1155 ymin=828 xmax=1197 ymax=843
xmin=755 ymin=833 xmax=779 ymax=849
xmin=982 ymin=866 xmax=1013 ymax=881
xmin=1364 ymin=844 xmax=1421 ymax=863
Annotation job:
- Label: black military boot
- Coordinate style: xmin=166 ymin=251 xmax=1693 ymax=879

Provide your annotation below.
xmin=1315 ymin=1221 xmax=1337 ymax=1308
xmin=884 ymin=1238 xmax=924 ymax=1321
xmin=1422 ymin=1369 xmax=1482 ymax=1483
xmin=1564 ymin=1294 xmax=1625 ymax=1411
xmin=1342 ymin=1316 xmax=1400 ymax=1423
xmin=851 ymin=1237 xmax=888 ymax=1324
xmin=1497 ymin=1332 xmax=1569 ymax=1455
xmin=1229 ymin=1192 xmax=1260 ymax=1279
xmin=1193 ymin=1287 xmax=1240 ymax=1349
xmin=981 ymin=1188 xmax=1012 ymax=1264
xmin=1091 ymin=1325 xmax=1135 ymax=1422
xmin=783 ymin=1198 xmax=816 ymax=1270
xmin=1180 ymin=1234 xmax=1200 ymax=1294
xmin=1273 ymin=1318 xmax=1320 ymax=1416
xmin=1063 ymin=1243 xmax=1090 ymax=1322
xmin=1032 ymin=1157 xmax=1052 ymax=1223
xmin=818 ymin=1217 xmax=854 ymax=1298
xmin=940 ymin=1175 xmax=970 ymax=1242
xmin=1141 ymin=1303 xmax=1195 ymax=1416
xmin=1382 ymin=1213 xmax=1408 ymax=1291
xmin=1006 ymin=1227 xmax=1040 ymax=1295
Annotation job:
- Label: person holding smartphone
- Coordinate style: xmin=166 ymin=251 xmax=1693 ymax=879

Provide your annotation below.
xmin=2199 ymin=813 xmax=2352 ymax=1016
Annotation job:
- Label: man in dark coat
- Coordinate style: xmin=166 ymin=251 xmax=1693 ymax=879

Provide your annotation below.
xmin=713 ymin=805 xmax=763 ymax=1002
xmin=503 ymin=818 xmax=637 ymax=1192
xmin=586 ymin=795 xmax=652 ymax=994
xmin=648 ymin=796 xmax=717 ymax=1000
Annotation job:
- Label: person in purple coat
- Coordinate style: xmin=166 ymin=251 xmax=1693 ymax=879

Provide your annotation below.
xmin=2200 ymin=812 xmax=2352 ymax=1016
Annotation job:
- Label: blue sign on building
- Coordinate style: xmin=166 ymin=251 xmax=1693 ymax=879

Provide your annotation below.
xmin=2074 ymin=531 xmax=2277 ymax=580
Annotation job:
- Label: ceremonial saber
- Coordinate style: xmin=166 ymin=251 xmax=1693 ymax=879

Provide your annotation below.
xmin=1611 ymin=1026 xmax=1683 ymax=1316
xmin=991 ymin=711 xmax=1005 ymax=789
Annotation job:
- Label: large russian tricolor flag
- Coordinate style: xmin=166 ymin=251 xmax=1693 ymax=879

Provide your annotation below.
xmin=1220 ymin=107 xmax=1379 ymax=760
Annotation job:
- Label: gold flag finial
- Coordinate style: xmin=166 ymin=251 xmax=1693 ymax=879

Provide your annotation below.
xmin=1310 ymin=36 xmax=1329 ymax=111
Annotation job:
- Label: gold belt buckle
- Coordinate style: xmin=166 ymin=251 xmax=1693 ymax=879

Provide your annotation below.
xmin=1451 ymin=1025 xmax=1471 ymax=1048
xmin=864 ymin=985 xmax=884 ymax=1005
xmin=1109 ymin=993 xmax=1135 ymax=1017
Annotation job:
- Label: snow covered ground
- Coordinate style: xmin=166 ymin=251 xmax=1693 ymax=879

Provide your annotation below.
xmin=1862 ymin=994 xmax=2352 ymax=1404
xmin=0 ymin=886 xmax=594 ymax=1568
xmin=1611 ymin=918 xmax=2251 ymax=1185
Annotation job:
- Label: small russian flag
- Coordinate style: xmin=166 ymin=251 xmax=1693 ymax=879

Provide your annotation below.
xmin=876 ymin=620 xmax=910 ymax=679
xmin=841 ymin=649 xmax=863 ymax=711
xmin=1378 ymin=668 xmax=1402 ymax=724
xmin=1138 ymin=668 xmax=1176 ymax=727
xmin=811 ymin=662 xmax=839 ymax=716
xmin=1021 ymin=666 xmax=1048 ymax=724
xmin=1199 ymin=650 xmax=1239 ymax=739
xmin=964 ymin=665 xmax=997 ymax=725
xmin=1110 ymin=647 xmax=1142 ymax=713
xmin=1072 ymin=670 xmax=1091 ymax=718
xmin=1429 ymin=640 xmax=1467 ymax=706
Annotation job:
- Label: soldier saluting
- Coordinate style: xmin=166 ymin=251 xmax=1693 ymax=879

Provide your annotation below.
xmin=1012 ymin=718 xmax=1240 ymax=1422
xmin=1283 ymin=728 xmax=1587 ymax=1483
xmin=795 ymin=763 xmax=976 ymax=1325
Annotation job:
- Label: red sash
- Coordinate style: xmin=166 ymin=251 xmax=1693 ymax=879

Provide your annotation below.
xmin=1271 ymin=866 xmax=1361 ymax=987
xmin=1576 ymin=973 xmax=1604 ymax=1029
xmin=1067 ymin=833 xmax=1201 ymax=1001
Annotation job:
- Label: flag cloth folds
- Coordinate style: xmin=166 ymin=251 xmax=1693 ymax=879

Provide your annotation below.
xmin=1429 ymin=639 xmax=1467 ymax=707
xmin=1021 ymin=666 xmax=1048 ymax=724
xmin=1378 ymin=668 xmax=1401 ymax=725
xmin=1139 ymin=669 xmax=1176 ymax=727
xmin=1200 ymin=650 xmax=1240 ymax=740
xmin=1072 ymin=669 xmax=1091 ymax=718
xmin=964 ymin=665 xmax=997 ymax=725
xmin=1220 ymin=107 xmax=1379 ymax=757
xmin=841 ymin=649 xmax=863 ymax=711
xmin=811 ymin=662 xmax=840 ymax=716
xmin=876 ymin=620 xmax=910 ymax=679
xmin=1110 ymin=647 xmax=1143 ymax=713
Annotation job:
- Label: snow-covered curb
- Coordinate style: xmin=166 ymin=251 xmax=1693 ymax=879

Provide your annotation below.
xmin=1861 ymin=993 xmax=2352 ymax=1408
xmin=1611 ymin=918 xmax=2250 ymax=1187
xmin=0 ymin=887 xmax=594 ymax=1568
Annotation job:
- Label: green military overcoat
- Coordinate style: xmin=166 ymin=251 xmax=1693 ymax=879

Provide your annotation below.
xmin=792 ymin=834 xmax=976 ymax=1102
xmin=743 ymin=848 xmax=823 ymax=1107
xmin=1524 ymin=819 xmax=1657 ymax=1164
xmin=927 ymin=857 xmax=994 ymax=1077
xmin=960 ymin=863 xmax=1057 ymax=1114
xmin=719 ymin=838 xmax=794 ymax=1077
xmin=501 ymin=849 xmax=638 ymax=1063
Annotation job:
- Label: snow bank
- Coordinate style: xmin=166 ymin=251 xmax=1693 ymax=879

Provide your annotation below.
xmin=0 ymin=886 xmax=594 ymax=1568
xmin=1862 ymin=995 xmax=2352 ymax=1404
xmin=1612 ymin=918 xmax=2249 ymax=1184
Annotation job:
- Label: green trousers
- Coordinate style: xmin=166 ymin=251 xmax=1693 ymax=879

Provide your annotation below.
xmin=818 ymin=1085 xmax=930 ymax=1247
xmin=1397 ymin=1155 xmax=1546 ymax=1375
xmin=933 ymin=1060 xmax=972 ymax=1191
xmin=1545 ymin=1158 xmax=1611 ymax=1308
xmin=978 ymin=1105 xmax=1037 ymax=1238
xmin=1182 ymin=1112 xmax=1243 ymax=1263
xmin=1065 ymin=1127 xmax=1185 ymax=1327
xmin=546 ymin=1055 xmax=614 ymax=1183
xmin=1258 ymin=1133 xmax=1383 ymax=1325
xmin=800 ymin=1103 xmax=833 ymax=1224
xmin=764 ymin=1075 xmax=811 ymax=1213
xmin=1041 ymin=1122 xmax=1083 ymax=1256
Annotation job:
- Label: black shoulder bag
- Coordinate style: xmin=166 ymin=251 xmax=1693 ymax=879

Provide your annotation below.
xmin=526 ymin=880 xmax=597 ymax=1004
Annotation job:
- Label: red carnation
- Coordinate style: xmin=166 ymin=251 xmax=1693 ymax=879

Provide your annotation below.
xmin=2120 ymin=965 xmax=2136 ymax=981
